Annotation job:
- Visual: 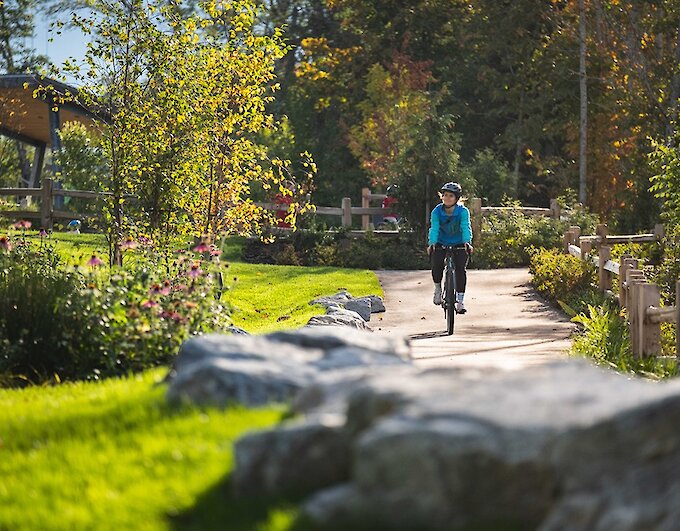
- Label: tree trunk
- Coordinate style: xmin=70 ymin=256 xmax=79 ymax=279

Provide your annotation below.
xmin=579 ymin=0 xmax=588 ymax=206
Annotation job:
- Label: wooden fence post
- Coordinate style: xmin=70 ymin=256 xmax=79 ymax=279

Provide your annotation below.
xmin=579 ymin=238 xmax=592 ymax=261
xmin=550 ymin=198 xmax=560 ymax=219
xmin=654 ymin=223 xmax=665 ymax=240
xmin=470 ymin=198 xmax=482 ymax=243
xmin=619 ymin=255 xmax=635 ymax=307
xmin=596 ymin=223 xmax=608 ymax=248
xmin=40 ymin=177 xmax=53 ymax=229
xmin=638 ymin=283 xmax=661 ymax=357
xmin=625 ymin=268 xmax=645 ymax=310
xmin=598 ymin=245 xmax=612 ymax=292
xmin=629 ymin=279 xmax=642 ymax=357
xmin=361 ymin=187 xmax=370 ymax=230
xmin=563 ymin=229 xmax=573 ymax=252
xmin=341 ymin=197 xmax=352 ymax=227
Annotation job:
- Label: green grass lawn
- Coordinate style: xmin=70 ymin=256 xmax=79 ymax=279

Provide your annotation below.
xmin=12 ymin=231 xmax=382 ymax=334
xmin=0 ymin=231 xmax=383 ymax=530
xmin=0 ymin=370 xmax=302 ymax=531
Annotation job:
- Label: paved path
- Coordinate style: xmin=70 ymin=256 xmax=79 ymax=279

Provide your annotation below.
xmin=373 ymin=268 xmax=576 ymax=370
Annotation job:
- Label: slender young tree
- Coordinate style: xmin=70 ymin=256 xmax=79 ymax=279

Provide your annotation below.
xmin=45 ymin=0 xmax=313 ymax=264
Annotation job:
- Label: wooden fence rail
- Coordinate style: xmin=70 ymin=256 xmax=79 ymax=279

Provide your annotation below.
xmin=0 ymin=177 xmax=127 ymax=229
xmin=2 ymin=180 xmax=564 ymax=238
xmin=565 ymin=224 xmax=679 ymax=358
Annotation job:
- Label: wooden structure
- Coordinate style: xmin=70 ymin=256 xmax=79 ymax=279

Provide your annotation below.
xmin=0 ymin=177 xmax=117 ymax=229
xmin=565 ymin=223 xmax=679 ymax=358
xmin=0 ymin=73 xmax=103 ymax=188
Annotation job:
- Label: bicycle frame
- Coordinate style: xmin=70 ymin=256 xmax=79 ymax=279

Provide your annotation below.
xmin=442 ymin=245 xmax=457 ymax=335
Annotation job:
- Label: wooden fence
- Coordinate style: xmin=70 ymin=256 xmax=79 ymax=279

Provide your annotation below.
xmin=0 ymin=177 xmax=117 ymax=229
xmin=563 ymin=223 xmax=679 ymax=358
xmin=1 ymin=179 xmax=563 ymax=237
xmin=359 ymin=188 xmax=561 ymax=234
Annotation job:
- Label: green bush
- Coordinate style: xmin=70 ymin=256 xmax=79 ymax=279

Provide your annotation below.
xmin=571 ymin=302 xmax=631 ymax=365
xmin=528 ymin=247 xmax=597 ymax=312
xmin=471 ymin=194 xmax=599 ymax=269
xmin=0 ymin=237 xmax=230 ymax=385
xmin=243 ymin=230 xmax=429 ymax=270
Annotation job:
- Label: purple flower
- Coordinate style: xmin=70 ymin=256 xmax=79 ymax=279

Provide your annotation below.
xmin=141 ymin=300 xmax=159 ymax=309
xmin=121 ymin=237 xmax=137 ymax=250
xmin=39 ymin=229 xmax=49 ymax=238
xmin=87 ymin=254 xmax=103 ymax=268
xmin=187 ymin=263 xmax=203 ymax=278
xmin=149 ymin=280 xmax=172 ymax=296
xmin=13 ymin=220 xmax=32 ymax=230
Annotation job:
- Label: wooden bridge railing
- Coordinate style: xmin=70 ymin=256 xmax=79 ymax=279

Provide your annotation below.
xmin=564 ymin=223 xmax=679 ymax=358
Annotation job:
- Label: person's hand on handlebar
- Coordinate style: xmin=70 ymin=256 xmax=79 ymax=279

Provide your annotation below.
xmin=427 ymin=244 xmax=434 ymax=256
xmin=465 ymin=242 xmax=474 ymax=255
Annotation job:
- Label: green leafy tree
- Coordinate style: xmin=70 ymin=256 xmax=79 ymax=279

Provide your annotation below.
xmin=348 ymin=54 xmax=465 ymax=234
xmin=459 ymin=148 xmax=513 ymax=205
xmin=44 ymin=0 xmax=313 ymax=264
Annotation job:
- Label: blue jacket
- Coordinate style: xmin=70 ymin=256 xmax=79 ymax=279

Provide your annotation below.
xmin=428 ymin=203 xmax=472 ymax=246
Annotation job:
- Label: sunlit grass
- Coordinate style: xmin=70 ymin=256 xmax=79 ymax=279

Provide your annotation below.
xmin=0 ymin=369 xmax=299 ymax=531
xmin=5 ymin=231 xmax=383 ymax=334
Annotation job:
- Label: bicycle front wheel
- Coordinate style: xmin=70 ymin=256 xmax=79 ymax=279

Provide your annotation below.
xmin=445 ymin=269 xmax=455 ymax=335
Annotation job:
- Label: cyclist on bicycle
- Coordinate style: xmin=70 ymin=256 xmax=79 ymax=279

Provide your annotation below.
xmin=427 ymin=182 xmax=473 ymax=313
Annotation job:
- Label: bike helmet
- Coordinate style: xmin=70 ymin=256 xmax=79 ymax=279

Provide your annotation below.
xmin=386 ymin=184 xmax=398 ymax=196
xmin=440 ymin=182 xmax=462 ymax=195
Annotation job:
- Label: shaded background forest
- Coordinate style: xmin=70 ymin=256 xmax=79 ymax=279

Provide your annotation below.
xmin=261 ymin=0 xmax=680 ymax=233
xmin=2 ymin=0 xmax=680 ymax=234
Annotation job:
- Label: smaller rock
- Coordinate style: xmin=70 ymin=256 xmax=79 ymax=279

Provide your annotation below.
xmin=343 ymin=299 xmax=372 ymax=321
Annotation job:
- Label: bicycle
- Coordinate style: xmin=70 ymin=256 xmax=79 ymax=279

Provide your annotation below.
xmin=440 ymin=244 xmax=467 ymax=335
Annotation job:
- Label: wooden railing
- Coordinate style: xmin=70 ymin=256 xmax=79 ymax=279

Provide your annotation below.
xmin=360 ymin=188 xmax=561 ymax=234
xmin=2 ymin=179 xmax=562 ymax=236
xmin=0 ymin=177 xmax=121 ymax=229
xmin=564 ymin=223 xmax=679 ymax=358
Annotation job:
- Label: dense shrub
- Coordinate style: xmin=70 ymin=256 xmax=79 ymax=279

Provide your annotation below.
xmin=0 ymin=236 xmax=230 ymax=385
xmin=473 ymin=195 xmax=599 ymax=269
xmin=528 ymin=245 xmax=677 ymax=379
xmin=528 ymin=247 xmax=598 ymax=314
xmin=243 ymin=230 xmax=429 ymax=270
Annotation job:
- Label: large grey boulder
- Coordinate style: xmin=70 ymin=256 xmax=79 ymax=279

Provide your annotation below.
xmin=230 ymin=359 xmax=680 ymax=530
xmin=166 ymin=327 xmax=411 ymax=406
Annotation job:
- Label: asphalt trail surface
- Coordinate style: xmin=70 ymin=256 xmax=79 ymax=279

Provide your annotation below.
xmin=373 ymin=268 xmax=576 ymax=370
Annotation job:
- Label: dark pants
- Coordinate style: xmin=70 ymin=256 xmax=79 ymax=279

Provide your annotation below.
xmin=431 ymin=245 xmax=469 ymax=293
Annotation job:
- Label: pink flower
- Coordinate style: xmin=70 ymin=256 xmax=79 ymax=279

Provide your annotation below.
xmin=39 ymin=229 xmax=48 ymax=238
xmin=0 ymin=235 xmax=12 ymax=251
xmin=187 ymin=263 xmax=203 ymax=278
xmin=13 ymin=220 xmax=31 ymax=230
xmin=192 ymin=242 xmax=210 ymax=253
xmin=210 ymin=247 xmax=221 ymax=256
xmin=141 ymin=300 xmax=159 ymax=308
xmin=149 ymin=280 xmax=171 ymax=296
xmin=159 ymin=310 xmax=184 ymax=322
xmin=87 ymin=254 xmax=103 ymax=268
xmin=121 ymin=237 xmax=137 ymax=250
